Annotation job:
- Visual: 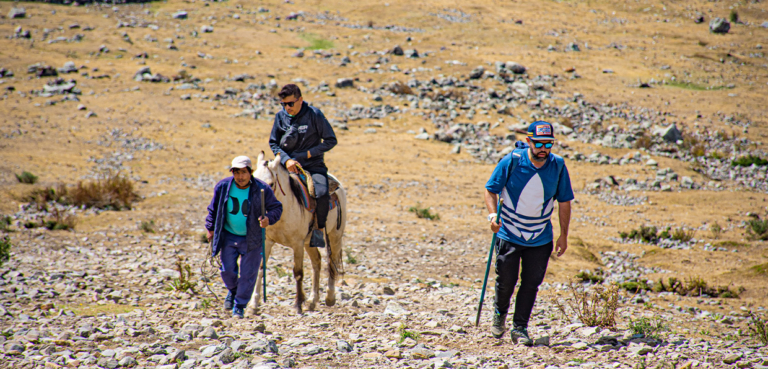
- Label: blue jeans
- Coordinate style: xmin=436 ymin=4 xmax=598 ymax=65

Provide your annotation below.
xmin=220 ymin=230 xmax=262 ymax=307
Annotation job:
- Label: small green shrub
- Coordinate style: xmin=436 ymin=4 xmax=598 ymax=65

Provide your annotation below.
xmin=575 ymin=270 xmax=605 ymax=284
xmin=397 ymin=323 xmax=420 ymax=344
xmin=732 ymin=155 xmax=768 ymax=167
xmin=746 ymin=219 xmax=768 ymax=241
xmin=273 ymin=266 xmax=290 ymax=278
xmin=710 ymin=222 xmax=723 ymax=239
xmin=729 ymin=10 xmax=739 ymax=23
xmin=345 ymin=249 xmax=358 ymax=265
xmin=0 ymin=216 xmax=13 ymax=233
xmin=43 ymin=208 xmax=76 ymax=231
xmin=751 ymin=263 xmax=768 ymax=275
xmin=408 ymin=203 xmax=440 ymax=221
xmin=198 ymin=298 xmax=212 ymax=310
xmin=633 ymin=134 xmax=653 ymax=150
xmin=0 ymin=237 xmax=11 ymax=268
xmin=140 ymin=220 xmax=156 ymax=233
xmin=15 ymin=171 xmax=38 ymax=184
xmin=629 ymin=316 xmax=668 ymax=339
xmin=747 ymin=312 xmax=768 ymax=345
xmin=620 ymin=280 xmax=650 ymax=293
xmin=166 ymin=257 xmax=196 ymax=294
xmin=619 ymin=226 xmax=659 ymax=243
xmin=671 ymin=228 xmax=695 ymax=242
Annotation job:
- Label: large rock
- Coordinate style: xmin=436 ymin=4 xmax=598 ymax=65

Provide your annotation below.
xmin=390 ymin=45 xmax=404 ymax=56
xmin=8 ymin=8 xmax=26 ymax=19
xmin=172 ymin=11 xmax=188 ymax=19
xmin=654 ymin=124 xmax=682 ymax=143
xmin=469 ymin=66 xmax=484 ymax=79
xmin=58 ymin=61 xmax=77 ymax=74
xmin=506 ymin=62 xmax=526 ymax=74
xmin=335 ymin=78 xmax=354 ymax=88
xmin=511 ymin=82 xmax=529 ymax=96
xmin=709 ymin=18 xmax=730 ymax=34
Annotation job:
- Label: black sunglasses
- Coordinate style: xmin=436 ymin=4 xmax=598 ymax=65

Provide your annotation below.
xmin=280 ymin=100 xmax=299 ymax=107
xmin=532 ymin=141 xmax=554 ymax=149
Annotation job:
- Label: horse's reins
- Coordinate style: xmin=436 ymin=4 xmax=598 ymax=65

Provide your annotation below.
xmin=267 ymin=164 xmax=286 ymax=196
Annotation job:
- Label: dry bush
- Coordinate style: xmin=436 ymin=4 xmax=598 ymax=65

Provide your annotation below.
xmin=386 ymin=81 xmax=414 ymax=95
xmin=554 ymin=283 xmax=620 ymax=328
xmin=70 ymin=175 xmax=140 ymax=210
xmin=425 ymin=88 xmax=467 ymax=103
xmin=633 ymin=134 xmax=653 ymax=150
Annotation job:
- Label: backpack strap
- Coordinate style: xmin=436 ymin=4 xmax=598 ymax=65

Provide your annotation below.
xmin=552 ymin=153 xmax=565 ymax=197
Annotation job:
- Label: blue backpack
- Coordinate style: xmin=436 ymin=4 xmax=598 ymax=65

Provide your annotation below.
xmin=503 ymin=141 xmax=565 ymax=192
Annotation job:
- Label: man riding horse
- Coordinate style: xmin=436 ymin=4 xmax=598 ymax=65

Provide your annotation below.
xmin=269 ymin=84 xmax=338 ymax=248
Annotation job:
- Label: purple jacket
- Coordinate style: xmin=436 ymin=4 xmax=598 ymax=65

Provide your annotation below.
xmin=205 ymin=177 xmax=282 ymax=257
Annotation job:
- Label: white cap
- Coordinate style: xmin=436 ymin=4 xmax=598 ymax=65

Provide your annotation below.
xmin=230 ymin=156 xmax=252 ymax=169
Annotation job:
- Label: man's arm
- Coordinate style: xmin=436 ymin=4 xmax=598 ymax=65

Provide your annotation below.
xmin=263 ymin=184 xmax=283 ymax=225
xmin=484 ymin=189 xmax=500 ymax=233
xmin=555 ymin=200 xmax=571 ymax=257
xmin=269 ymin=115 xmax=294 ymax=165
xmin=308 ymin=109 xmax=337 ymax=158
xmin=205 ymin=184 xmax=221 ymax=241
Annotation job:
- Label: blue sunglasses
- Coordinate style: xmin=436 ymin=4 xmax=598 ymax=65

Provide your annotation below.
xmin=532 ymin=141 xmax=554 ymax=149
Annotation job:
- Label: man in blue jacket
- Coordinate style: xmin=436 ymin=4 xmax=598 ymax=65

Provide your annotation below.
xmin=269 ymin=84 xmax=337 ymax=248
xmin=484 ymin=121 xmax=574 ymax=344
xmin=206 ymin=155 xmax=282 ymax=318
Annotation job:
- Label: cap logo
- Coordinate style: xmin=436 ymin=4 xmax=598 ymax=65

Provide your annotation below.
xmin=535 ymin=125 xmax=552 ymax=136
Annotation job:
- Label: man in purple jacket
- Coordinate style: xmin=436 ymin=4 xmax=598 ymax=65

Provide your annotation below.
xmin=206 ymin=156 xmax=282 ymax=318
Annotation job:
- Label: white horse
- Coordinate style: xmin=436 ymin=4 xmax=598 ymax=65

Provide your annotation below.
xmin=247 ymin=151 xmax=347 ymax=315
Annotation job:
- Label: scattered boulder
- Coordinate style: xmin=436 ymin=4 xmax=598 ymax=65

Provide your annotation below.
xmin=404 ymin=49 xmax=419 ymax=58
xmin=13 ymin=26 xmax=31 ymax=39
xmin=653 ymin=124 xmax=682 ymax=143
xmin=335 ymin=78 xmax=354 ymax=88
xmin=469 ymin=66 xmax=484 ymax=79
xmin=58 ymin=61 xmax=78 ymax=74
xmin=390 ymin=45 xmax=404 ymax=56
xmin=172 ymin=11 xmax=188 ymax=19
xmin=506 ymin=62 xmax=526 ymax=74
xmin=200 ymin=25 xmax=214 ymax=33
xmin=709 ymin=18 xmax=730 ymax=34
xmin=8 ymin=8 xmax=26 ymax=19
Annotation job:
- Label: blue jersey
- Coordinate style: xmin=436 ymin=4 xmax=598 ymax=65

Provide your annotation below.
xmin=485 ymin=150 xmax=574 ymax=246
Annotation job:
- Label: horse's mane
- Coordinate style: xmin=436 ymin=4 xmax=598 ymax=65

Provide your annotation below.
xmin=286 ymin=171 xmax=305 ymax=207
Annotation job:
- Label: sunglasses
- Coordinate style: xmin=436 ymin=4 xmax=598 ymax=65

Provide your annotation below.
xmin=280 ymin=100 xmax=299 ymax=108
xmin=531 ymin=141 xmax=554 ymax=149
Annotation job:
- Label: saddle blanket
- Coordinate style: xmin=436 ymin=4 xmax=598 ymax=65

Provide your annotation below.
xmin=294 ymin=173 xmax=338 ymax=213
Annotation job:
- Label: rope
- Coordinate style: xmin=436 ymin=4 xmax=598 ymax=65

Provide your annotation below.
xmin=200 ymin=240 xmax=222 ymax=302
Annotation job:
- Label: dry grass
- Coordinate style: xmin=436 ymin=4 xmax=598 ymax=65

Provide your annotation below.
xmin=69 ymin=175 xmax=140 ymax=210
xmin=554 ymin=283 xmax=620 ymax=328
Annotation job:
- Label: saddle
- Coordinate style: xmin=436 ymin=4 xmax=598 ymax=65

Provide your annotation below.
xmin=288 ymin=171 xmax=341 ymax=213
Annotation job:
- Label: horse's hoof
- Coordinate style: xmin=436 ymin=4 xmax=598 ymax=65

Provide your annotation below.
xmin=295 ymin=305 xmax=303 ymax=315
xmin=246 ymin=307 xmax=259 ymax=316
xmin=308 ymin=301 xmax=316 ymax=311
xmin=325 ymin=297 xmax=336 ymax=307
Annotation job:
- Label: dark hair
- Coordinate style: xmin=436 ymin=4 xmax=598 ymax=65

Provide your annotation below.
xmin=230 ymin=167 xmax=253 ymax=174
xmin=278 ymin=84 xmax=302 ymax=99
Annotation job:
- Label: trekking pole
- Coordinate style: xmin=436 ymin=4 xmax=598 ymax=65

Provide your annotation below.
xmin=261 ymin=189 xmax=267 ymax=303
xmin=475 ymin=198 xmax=503 ymax=327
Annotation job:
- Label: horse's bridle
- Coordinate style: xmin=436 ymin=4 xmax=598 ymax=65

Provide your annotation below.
xmin=265 ymin=161 xmax=286 ymax=196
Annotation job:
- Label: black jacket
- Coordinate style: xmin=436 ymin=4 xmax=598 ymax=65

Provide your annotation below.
xmin=269 ymin=101 xmax=337 ymax=170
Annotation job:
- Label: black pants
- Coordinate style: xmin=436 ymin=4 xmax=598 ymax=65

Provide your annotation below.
xmin=493 ymin=238 xmax=553 ymax=328
xmin=307 ymin=169 xmax=329 ymax=229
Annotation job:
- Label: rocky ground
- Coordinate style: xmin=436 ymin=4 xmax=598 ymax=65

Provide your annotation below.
xmin=1 ymin=0 xmax=768 ymax=368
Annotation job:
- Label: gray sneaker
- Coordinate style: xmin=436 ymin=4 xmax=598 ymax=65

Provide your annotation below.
xmin=510 ymin=325 xmax=533 ymax=346
xmin=490 ymin=312 xmax=507 ymax=339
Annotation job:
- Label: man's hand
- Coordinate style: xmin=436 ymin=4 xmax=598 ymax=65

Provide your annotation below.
xmin=206 ymin=230 xmax=214 ymax=242
xmin=307 ymin=151 xmax=312 ymax=159
xmin=286 ymin=159 xmax=301 ymax=174
xmin=259 ymin=216 xmax=269 ymax=228
xmin=489 ymin=215 xmax=501 ymax=233
xmin=555 ymin=235 xmax=568 ymax=257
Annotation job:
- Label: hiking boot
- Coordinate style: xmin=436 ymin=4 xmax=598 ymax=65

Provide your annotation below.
xmin=490 ymin=312 xmax=507 ymax=339
xmin=310 ymin=229 xmax=326 ymax=248
xmin=510 ymin=325 xmax=533 ymax=346
xmin=224 ymin=290 xmax=236 ymax=311
xmin=232 ymin=305 xmax=245 ymax=319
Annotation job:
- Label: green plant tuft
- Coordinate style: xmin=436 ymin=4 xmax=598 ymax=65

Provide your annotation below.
xmin=629 ymin=316 xmax=668 ymax=339
xmin=746 ymin=219 xmax=768 ymax=241
xmin=299 ymin=33 xmax=334 ymax=50
xmin=408 ymin=203 xmax=440 ymax=221
xmin=345 ymin=249 xmax=358 ymax=265
xmin=15 ymin=171 xmax=38 ymax=184
xmin=166 ymin=257 xmax=196 ymax=294
xmin=554 ymin=284 xmax=620 ymax=328
xmin=575 ymin=270 xmax=605 ymax=284
xmin=732 ymin=155 xmax=768 ymax=167
xmin=0 ymin=236 xmax=11 ymax=268
xmin=747 ymin=312 xmax=768 ymax=345
xmin=397 ymin=323 xmax=420 ymax=344
xmin=0 ymin=216 xmax=13 ymax=233
xmin=140 ymin=220 xmax=156 ymax=233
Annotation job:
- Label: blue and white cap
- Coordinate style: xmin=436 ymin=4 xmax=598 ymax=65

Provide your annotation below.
xmin=527 ymin=121 xmax=556 ymax=140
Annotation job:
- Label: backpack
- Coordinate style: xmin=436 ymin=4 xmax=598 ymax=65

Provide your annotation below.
xmin=503 ymin=141 xmax=565 ymax=194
